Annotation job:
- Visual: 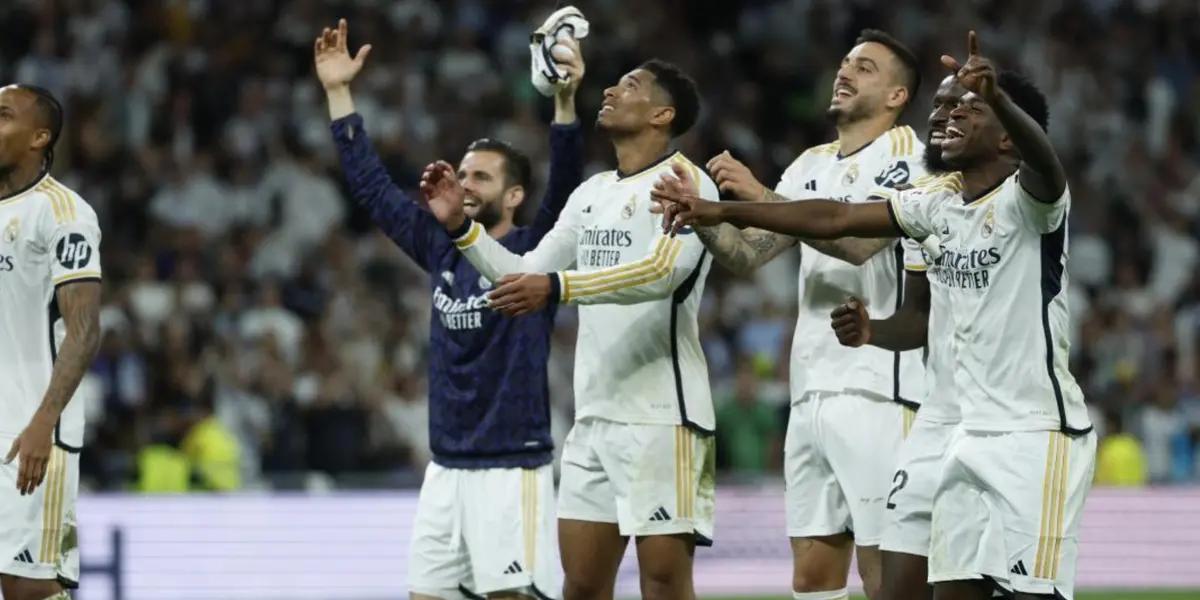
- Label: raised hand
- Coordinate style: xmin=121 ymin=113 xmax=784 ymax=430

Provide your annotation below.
xmin=649 ymin=163 xmax=724 ymax=233
xmin=940 ymin=30 xmax=996 ymax=102
xmin=418 ymin=161 xmax=467 ymax=230
xmin=706 ymin=151 xmax=766 ymax=202
xmin=554 ymin=37 xmax=586 ymax=99
xmin=830 ymin=297 xmax=871 ymax=348
xmin=314 ymin=18 xmax=373 ymax=91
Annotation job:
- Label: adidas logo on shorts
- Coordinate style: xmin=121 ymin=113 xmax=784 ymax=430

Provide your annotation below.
xmin=648 ymin=506 xmax=672 ymax=522
xmin=1009 ymin=560 xmax=1029 ymax=576
xmin=503 ymin=561 xmax=523 ymax=575
xmin=12 ymin=549 xmax=34 ymax=564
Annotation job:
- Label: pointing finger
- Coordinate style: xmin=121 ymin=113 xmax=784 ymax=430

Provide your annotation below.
xmin=941 ymin=55 xmax=961 ymax=73
xmin=968 ymin=30 xmax=979 ymax=57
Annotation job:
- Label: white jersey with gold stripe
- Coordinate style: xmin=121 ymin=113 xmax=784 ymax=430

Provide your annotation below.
xmin=455 ymin=152 xmax=717 ymax=432
xmin=884 ymin=171 xmax=1091 ymax=434
xmin=781 ymin=126 xmax=928 ymax=406
xmin=0 ymin=173 xmax=102 ymax=449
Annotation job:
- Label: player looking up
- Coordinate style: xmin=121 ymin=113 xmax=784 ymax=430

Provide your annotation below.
xmin=316 ymin=19 xmax=585 ymax=599
xmin=420 ymin=58 xmax=716 ymax=600
xmin=661 ymin=29 xmax=926 ymax=600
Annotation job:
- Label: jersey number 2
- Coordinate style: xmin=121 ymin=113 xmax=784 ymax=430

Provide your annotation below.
xmin=886 ymin=470 xmax=908 ymax=510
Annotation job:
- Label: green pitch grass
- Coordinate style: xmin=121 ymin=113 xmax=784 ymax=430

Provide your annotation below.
xmin=707 ymin=593 xmax=1199 ymax=600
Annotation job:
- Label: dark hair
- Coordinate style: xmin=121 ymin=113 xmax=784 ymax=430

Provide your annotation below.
xmin=997 ymin=70 xmax=1049 ymax=132
xmin=855 ymin=29 xmax=921 ymax=106
xmin=13 ymin=84 xmax=63 ymax=166
xmin=464 ymin=138 xmax=532 ymax=191
xmin=637 ymin=59 xmax=700 ymax=137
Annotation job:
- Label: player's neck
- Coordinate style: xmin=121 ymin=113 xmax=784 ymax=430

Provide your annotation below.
xmin=611 ymin=131 xmax=672 ymax=177
xmin=835 ymin=112 xmax=896 ymax=158
xmin=486 ymin=220 xmax=514 ymax=239
xmin=0 ymin=159 xmax=45 ymax=199
xmin=961 ymin=159 xmax=1018 ymax=202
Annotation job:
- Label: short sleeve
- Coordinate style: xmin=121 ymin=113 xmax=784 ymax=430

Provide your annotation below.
xmin=902 ymin=238 xmax=928 ymax=272
xmin=43 ymin=193 xmax=103 ymax=286
xmin=1013 ymin=172 xmax=1069 ymax=234
xmin=883 ymin=187 xmax=937 ymax=241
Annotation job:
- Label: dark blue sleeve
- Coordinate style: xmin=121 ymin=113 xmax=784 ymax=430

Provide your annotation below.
xmin=331 ymin=113 xmax=443 ymax=271
xmin=524 ymin=122 xmax=584 ymax=243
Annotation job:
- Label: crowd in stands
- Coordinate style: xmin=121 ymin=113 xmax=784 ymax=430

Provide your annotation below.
xmin=2 ymin=0 xmax=1197 ymax=490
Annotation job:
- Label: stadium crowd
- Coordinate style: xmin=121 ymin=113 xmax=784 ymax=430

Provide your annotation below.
xmin=1 ymin=0 xmax=1197 ymax=491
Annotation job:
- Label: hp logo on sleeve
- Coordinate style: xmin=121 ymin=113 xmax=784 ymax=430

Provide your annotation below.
xmin=56 ymin=234 xmax=92 ymax=269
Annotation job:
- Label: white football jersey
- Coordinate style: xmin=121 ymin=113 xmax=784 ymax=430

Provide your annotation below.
xmin=781 ymin=126 xmax=927 ymax=406
xmin=0 ymin=174 xmax=102 ymax=449
xmin=904 ymin=231 xmax=959 ymax=424
xmin=456 ymin=152 xmax=717 ymax=432
xmin=883 ymin=171 xmax=1091 ymax=433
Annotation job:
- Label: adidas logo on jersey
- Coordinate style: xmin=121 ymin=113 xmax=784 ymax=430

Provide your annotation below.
xmin=503 ymin=560 xmax=524 ymax=575
xmin=803 ymin=180 xmax=817 ymax=191
xmin=648 ymin=506 xmax=672 ymax=522
xmin=1009 ymin=560 xmax=1029 ymax=576
xmin=12 ymin=549 xmax=34 ymax=564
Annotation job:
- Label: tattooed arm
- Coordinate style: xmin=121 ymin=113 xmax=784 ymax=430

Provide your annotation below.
xmin=5 ymin=281 xmax=101 ymax=495
xmin=694 ymin=223 xmax=797 ymax=274
xmin=761 ymin=189 xmax=893 ymax=265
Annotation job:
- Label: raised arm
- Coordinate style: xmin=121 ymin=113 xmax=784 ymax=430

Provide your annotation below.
xmin=528 ymin=37 xmax=586 ymax=239
xmin=418 ymin=161 xmax=581 ymax=280
xmin=942 ymin=31 xmax=1065 ymax=202
xmin=318 ymin=20 xmax=440 ymax=268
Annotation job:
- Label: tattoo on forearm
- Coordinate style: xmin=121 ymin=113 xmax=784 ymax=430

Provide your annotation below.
xmin=39 ymin=282 xmax=101 ymax=421
xmin=696 ymin=223 xmax=794 ymax=273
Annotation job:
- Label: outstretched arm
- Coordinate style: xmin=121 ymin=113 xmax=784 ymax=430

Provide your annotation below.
xmin=942 ymin=31 xmax=1065 ymax=202
xmin=652 ymin=165 xmax=902 ymax=240
xmin=703 ymin=152 xmax=890 ymax=268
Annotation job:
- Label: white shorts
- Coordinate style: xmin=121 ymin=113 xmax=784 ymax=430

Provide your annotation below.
xmin=784 ymin=391 xmax=913 ymax=545
xmin=0 ymin=441 xmax=80 ymax=587
xmin=879 ymin=418 xmax=960 ymax=557
xmin=929 ymin=430 xmax=1096 ymax=599
xmin=557 ymin=419 xmax=715 ymax=544
xmin=408 ymin=462 xmax=560 ymax=599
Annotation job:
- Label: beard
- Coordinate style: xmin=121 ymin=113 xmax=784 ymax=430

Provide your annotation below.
xmin=472 ymin=197 xmax=504 ymax=229
xmin=923 ymin=140 xmax=951 ymax=173
xmin=827 ymin=97 xmax=875 ymax=126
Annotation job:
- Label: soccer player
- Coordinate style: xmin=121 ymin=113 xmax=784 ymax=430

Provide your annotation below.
xmin=655 ymin=31 xmax=1096 ymax=600
xmin=828 ymin=73 xmax=966 ymax=600
xmin=419 ymin=60 xmax=716 ymax=600
xmin=315 ymin=20 xmax=585 ymax=599
xmin=0 ymin=85 xmax=103 ymax=600
xmin=672 ymin=29 xmax=926 ymax=600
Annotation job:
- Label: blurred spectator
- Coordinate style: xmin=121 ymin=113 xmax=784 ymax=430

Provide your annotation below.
xmin=1095 ymin=411 xmax=1148 ymax=487
xmin=0 ymin=0 xmax=1194 ymax=489
xmin=716 ymin=358 xmax=783 ymax=475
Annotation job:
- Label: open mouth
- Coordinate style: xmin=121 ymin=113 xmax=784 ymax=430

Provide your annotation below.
xmin=945 ymin=126 xmax=965 ymax=141
xmin=929 ymin=125 xmax=946 ymax=145
xmin=463 ymin=195 xmax=481 ymax=209
xmin=599 ymin=104 xmax=615 ymax=114
xmin=833 ymin=84 xmax=855 ymax=100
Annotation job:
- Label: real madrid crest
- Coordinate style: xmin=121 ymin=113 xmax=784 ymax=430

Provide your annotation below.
xmin=3 ymin=218 xmax=18 ymax=243
xmin=478 ymin=275 xmax=492 ymax=290
xmin=842 ymin=163 xmax=859 ymax=186
xmin=982 ymin=206 xmax=995 ymax=238
xmin=621 ymin=194 xmax=637 ymax=219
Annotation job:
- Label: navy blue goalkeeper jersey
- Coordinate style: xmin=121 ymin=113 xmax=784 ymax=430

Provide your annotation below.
xmin=332 ymin=113 xmax=582 ymax=469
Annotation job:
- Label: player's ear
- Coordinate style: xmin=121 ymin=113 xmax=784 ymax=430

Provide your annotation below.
xmin=650 ymin=106 xmax=676 ymax=131
xmin=886 ymin=85 xmax=909 ymax=111
xmin=503 ymin=185 xmax=526 ymax=210
xmin=30 ymin=129 xmax=51 ymax=154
